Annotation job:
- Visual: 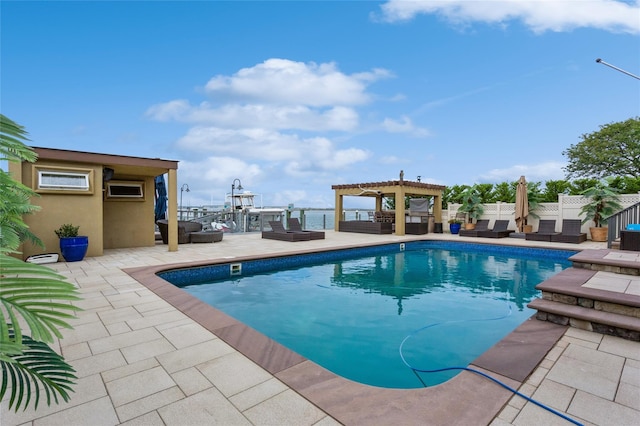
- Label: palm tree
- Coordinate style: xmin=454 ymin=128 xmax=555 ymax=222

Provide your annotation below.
xmin=458 ymin=185 xmax=485 ymax=224
xmin=579 ymin=178 xmax=623 ymax=228
xmin=0 ymin=114 xmax=81 ymax=411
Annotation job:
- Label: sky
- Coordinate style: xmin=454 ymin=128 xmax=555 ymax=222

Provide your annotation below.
xmin=2 ymin=0 xmax=639 ymax=209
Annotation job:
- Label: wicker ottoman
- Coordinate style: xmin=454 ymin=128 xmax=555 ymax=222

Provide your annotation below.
xmin=189 ymin=231 xmax=223 ymax=243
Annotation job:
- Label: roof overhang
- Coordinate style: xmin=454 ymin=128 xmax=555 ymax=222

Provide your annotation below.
xmin=32 ymin=147 xmax=179 ymax=177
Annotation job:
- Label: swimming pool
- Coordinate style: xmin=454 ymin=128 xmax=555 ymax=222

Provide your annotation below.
xmin=160 ymin=241 xmax=575 ymax=389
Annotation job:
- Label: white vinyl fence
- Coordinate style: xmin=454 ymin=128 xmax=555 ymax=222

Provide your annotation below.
xmin=445 ymin=193 xmax=640 ymax=234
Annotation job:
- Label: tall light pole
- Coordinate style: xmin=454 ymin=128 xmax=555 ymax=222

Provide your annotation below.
xmin=596 ymin=58 xmax=640 ymax=80
xmin=231 ymin=178 xmax=243 ymax=232
xmin=180 ymin=184 xmax=190 ymax=220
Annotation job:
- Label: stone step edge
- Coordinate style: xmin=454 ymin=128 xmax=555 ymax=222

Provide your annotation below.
xmin=536 ymin=275 xmax=640 ymax=309
xmin=569 ymin=258 xmax=640 ymax=277
xmin=528 ymin=298 xmax=640 ymax=332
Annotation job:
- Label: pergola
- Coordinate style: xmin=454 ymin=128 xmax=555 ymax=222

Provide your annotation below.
xmin=331 ymin=177 xmax=446 ymax=236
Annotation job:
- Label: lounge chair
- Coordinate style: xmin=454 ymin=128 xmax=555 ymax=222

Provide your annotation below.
xmin=262 ymin=221 xmax=311 ymax=242
xmin=525 ymin=220 xmax=559 ymax=242
xmin=458 ymin=219 xmax=490 ymax=237
xmin=288 ymin=218 xmax=325 ymax=239
xmin=477 ymin=220 xmax=514 ymax=238
xmin=550 ymin=219 xmax=587 ymax=244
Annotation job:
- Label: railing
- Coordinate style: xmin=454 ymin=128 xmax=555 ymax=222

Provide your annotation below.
xmin=607 ymin=202 xmax=640 ymax=248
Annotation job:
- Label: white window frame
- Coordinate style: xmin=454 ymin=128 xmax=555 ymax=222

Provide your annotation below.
xmin=35 ymin=166 xmax=94 ymax=194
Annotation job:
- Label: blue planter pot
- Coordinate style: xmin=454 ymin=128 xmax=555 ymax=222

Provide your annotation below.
xmin=449 ymin=223 xmax=461 ymax=234
xmin=59 ymin=236 xmax=88 ymax=262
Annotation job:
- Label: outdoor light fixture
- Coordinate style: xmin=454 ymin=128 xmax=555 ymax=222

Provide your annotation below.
xmin=180 ymin=183 xmax=190 ymax=220
xmin=231 ymin=178 xmax=243 ymax=231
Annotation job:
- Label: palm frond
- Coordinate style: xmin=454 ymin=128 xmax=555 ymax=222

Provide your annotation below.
xmin=0 ymin=254 xmax=82 ymax=346
xmin=0 ymin=114 xmax=37 ymax=163
xmin=0 ymin=333 xmax=77 ymax=412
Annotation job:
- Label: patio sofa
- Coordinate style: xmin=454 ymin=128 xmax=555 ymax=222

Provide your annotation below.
xmin=339 ymin=220 xmax=393 ymax=234
xmin=156 ymin=219 xmax=203 ymax=244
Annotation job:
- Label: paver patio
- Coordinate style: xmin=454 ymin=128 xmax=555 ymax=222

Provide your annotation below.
xmin=2 ymin=231 xmax=639 ymax=425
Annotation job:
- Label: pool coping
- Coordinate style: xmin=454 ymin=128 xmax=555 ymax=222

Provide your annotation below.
xmin=124 ymin=240 xmax=570 ymax=425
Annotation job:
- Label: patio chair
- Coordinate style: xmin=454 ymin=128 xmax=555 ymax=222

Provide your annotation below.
xmin=288 ymin=218 xmax=325 ymax=239
xmin=550 ymin=219 xmax=587 ymax=244
xmin=525 ymin=220 xmax=559 ymax=242
xmin=262 ymin=221 xmax=311 ymax=242
xmin=477 ymin=220 xmax=514 ymax=238
xmin=458 ymin=219 xmax=490 ymax=237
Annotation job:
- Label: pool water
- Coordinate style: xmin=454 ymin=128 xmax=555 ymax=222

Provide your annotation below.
xmin=174 ymin=243 xmax=573 ymax=388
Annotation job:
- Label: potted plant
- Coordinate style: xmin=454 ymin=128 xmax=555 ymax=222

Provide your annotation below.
xmin=448 ymin=218 xmax=462 ymax=234
xmin=458 ymin=186 xmax=485 ymax=230
xmin=55 ymin=223 xmax=89 ymax=262
xmin=579 ymin=178 xmax=623 ymax=242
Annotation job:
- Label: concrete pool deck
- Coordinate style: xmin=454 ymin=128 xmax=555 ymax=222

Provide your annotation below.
xmin=2 ymin=231 xmax=639 ymax=425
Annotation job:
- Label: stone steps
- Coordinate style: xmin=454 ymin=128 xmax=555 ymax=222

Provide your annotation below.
xmin=526 ymin=249 xmax=640 ymax=342
xmin=528 ymin=299 xmax=640 ymax=341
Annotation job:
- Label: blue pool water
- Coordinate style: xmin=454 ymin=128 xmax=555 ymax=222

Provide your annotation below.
xmin=162 ymin=242 xmax=575 ymax=389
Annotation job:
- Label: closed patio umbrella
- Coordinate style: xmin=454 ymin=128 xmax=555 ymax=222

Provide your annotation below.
xmin=515 ymin=175 xmax=529 ymax=233
xmin=154 ymin=174 xmax=167 ymax=222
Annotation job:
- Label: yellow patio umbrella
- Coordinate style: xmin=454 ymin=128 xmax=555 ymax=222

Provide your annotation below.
xmin=515 ymin=176 xmax=529 ymax=233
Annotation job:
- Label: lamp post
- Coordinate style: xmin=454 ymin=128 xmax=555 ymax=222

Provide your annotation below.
xmin=231 ymin=178 xmax=243 ymax=232
xmin=180 ymin=184 xmax=190 ymax=220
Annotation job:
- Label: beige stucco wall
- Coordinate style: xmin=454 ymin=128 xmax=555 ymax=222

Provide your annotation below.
xmin=16 ymin=160 xmax=105 ymax=259
xmin=103 ymin=175 xmax=156 ymax=249
xmin=11 ymin=160 xmax=160 ymax=260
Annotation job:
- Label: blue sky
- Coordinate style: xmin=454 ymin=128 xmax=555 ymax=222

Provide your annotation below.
xmin=3 ymin=1 xmax=639 ymax=208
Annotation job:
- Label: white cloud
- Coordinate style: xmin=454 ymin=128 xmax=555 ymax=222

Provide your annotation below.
xmin=205 ymin=58 xmax=392 ymax=106
xmin=379 ymin=155 xmax=403 ymax=164
xmin=145 ymin=100 xmax=191 ymax=122
xmin=377 ymin=0 xmax=640 ymax=34
xmin=145 ymin=59 xmax=392 ymax=206
xmin=478 ymin=161 xmax=567 ymax=182
xmin=178 ymin=156 xmax=263 ymax=187
xmin=147 ymin=102 xmax=359 ymax=131
xmin=381 ymin=116 xmax=430 ymax=137
xmin=175 ymin=127 xmax=370 ymax=175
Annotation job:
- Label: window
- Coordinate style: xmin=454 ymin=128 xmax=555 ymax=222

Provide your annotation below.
xmin=106 ymin=181 xmax=145 ymax=199
xmin=36 ymin=167 xmax=93 ymax=193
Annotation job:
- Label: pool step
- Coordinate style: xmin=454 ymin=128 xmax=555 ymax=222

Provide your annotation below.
xmin=527 ymin=249 xmax=640 ymax=342
xmin=569 ymin=249 xmax=640 ymax=276
xmin=528 ymin=298 xmax=640 ymax=341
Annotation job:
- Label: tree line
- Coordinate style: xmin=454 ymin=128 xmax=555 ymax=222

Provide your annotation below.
xmin=442 ymin=176 xmax=640 ymax=209
xmin=442 ymin=117 xmax=640 ymax=208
